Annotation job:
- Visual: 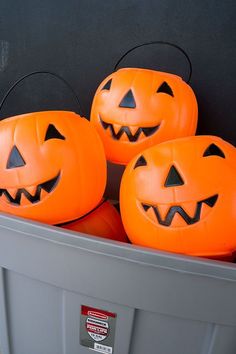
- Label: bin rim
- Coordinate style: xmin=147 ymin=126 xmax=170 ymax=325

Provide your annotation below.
xmin=0 ymin=212 xmax=236 ymax=282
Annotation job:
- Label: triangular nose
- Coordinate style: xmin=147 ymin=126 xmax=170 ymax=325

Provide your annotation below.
xmin=7 ymin=145 xmax=26 ymax=169
xmin=119 ymin=89 xmax=136 ymax=108
xmin=165 ymin=165 xmax=184 ymax=187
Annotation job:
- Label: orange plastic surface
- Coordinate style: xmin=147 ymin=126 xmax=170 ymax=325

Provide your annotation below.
xmin=120 ymin=136 xmax=236 ymax=260
xmin=91 ymin=68 xmax=198 ymax=165
xmin=0 ymin=111 xmax=107 ymax=225
xmin=61 ymin=200 xmax=128 ymax=242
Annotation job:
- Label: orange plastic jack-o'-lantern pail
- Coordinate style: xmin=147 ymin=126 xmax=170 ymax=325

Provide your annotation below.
xmin=120 ymin=136 xmax=236 ymax=260
xmin=0 ymin=71 xmax=127 ymax=243
xmin=0 ymin=110 xmax=107 ymax=225
xmin=91 ymin=42 xmax=198 ymax=165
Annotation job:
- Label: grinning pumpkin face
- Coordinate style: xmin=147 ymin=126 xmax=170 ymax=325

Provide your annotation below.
xmin=91 ymin=68 xmax=198 ymax=165
xmin=0 ymin=111 xmax=106 ymax=224
xmin=120 ymin=136 xmax=236 ymax=260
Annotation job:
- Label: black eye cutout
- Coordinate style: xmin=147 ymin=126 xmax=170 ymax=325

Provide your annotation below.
xmin=44 ymin=124 xmax=65 ymax=141
xmin=119 ymin=89 xmax=136 ymax=109
xmin=134 ymin=155 xmax=147 ymax=169
xmin=156 ymin=81 xmax=174 ymax=97
xmin=101 ymin=78 xmax=112 ymax=91
xmin=203 ymin=143 xmax=225 ymax=158
xmin=164 ymin=165 xmax=184 ymax=187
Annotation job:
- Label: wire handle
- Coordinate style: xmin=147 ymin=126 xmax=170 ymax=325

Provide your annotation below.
xmin=114 ymin=41 xmax=192 ymax=83
xmin=0 ymin=70 xmax=84 ymax=117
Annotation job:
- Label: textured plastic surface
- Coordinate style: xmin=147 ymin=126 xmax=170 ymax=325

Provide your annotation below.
xmin=0 ymin=111 xmax=107 ymax=225
xmin=0 ymin=214 xmax=236 ymax=354
xmin=91 ymin=68 xmax=198 ymax=165
xmin=120 ymin=136 xmax=236 ymax=260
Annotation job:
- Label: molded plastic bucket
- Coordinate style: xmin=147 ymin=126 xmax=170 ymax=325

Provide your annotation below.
xmin=0 ymin=213 xmax=236 ymax=354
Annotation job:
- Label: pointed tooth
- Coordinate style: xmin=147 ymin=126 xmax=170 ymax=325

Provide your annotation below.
xmin=40 ymin=189 xmax=49 ymax=200
xmin=138 ymin=130 xmax=147 ymax=140
xmin=181 ymin=201 xmax=197 ymax=219
xmin=6 ymin=188 xmax=17 ymax=199
xmin=1 ymin=192 xmax=12 ymax=204
xmin=146 ymin=206 xmax=159 ymax=224
xmin=156 ymin=203 xmax=171 ymax=221
xmin=118 ymin=130 xmax=129 ymax=142
xmin=26 ymin=185 xmax=38 ymax=196
xmin=170 ymin=212 xmax=188 ymax=227
xmin=20 ymin=188 xmax=41 ymax=204
xmin=1 ymin=189 xmax=21 ymax=205
xmin=112 ymin=123 xmax=122 ymax=135
xmin=20 ymin=193 xmax=32 ymax=206
xmin=129 ymin=125 xmax=139 ymax=135
xmin=200 ymin=202 xmax=212 ymax=219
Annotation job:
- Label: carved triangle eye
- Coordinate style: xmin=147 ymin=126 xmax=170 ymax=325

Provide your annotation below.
xmin=101 ymin=79 xmax=112 ymax=90
xmin=164 ymin=165 xmax=184 ymax=187
xmin=134 ymin=155 xmax=147 ymax=169
xmin=157 ymin=81 xmax=174 ymax=97
xmin=203 ymin=144 xmax=225 ymax=158
xmin=7 ymin=146 xmax=26 ymax=169
xmin=119 ymin=89 xmax=136 ymax=108
xmin=45 ymin=124 xmax=65 ymax=141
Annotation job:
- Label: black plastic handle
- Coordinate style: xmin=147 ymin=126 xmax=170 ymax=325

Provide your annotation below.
xmin=114 ymin=41 xmax=192 ymax=83
xmin=0 ymin=70 xmax=83 ymax=117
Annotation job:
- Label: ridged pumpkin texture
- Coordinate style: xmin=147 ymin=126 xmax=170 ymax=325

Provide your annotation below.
xmin=91 ymin=68 xmax=198 ymax=165
xmin=0 ymin=111 xmax=106 ymax=225
xmin=120 ymin=136 xmax=236 ymax=261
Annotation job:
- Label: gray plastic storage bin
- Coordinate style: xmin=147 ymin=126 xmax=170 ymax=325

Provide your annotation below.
xmin=0 ymin=213 xmax=236 ymax=354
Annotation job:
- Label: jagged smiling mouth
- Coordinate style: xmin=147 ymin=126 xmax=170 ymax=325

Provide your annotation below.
xmin=99 ymin=116 xmax=160 ymax=142
xmin=141 ymin=194 xmax=218 ymax=226
xmin=0 ymin=172 xmax=60 ymax=205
